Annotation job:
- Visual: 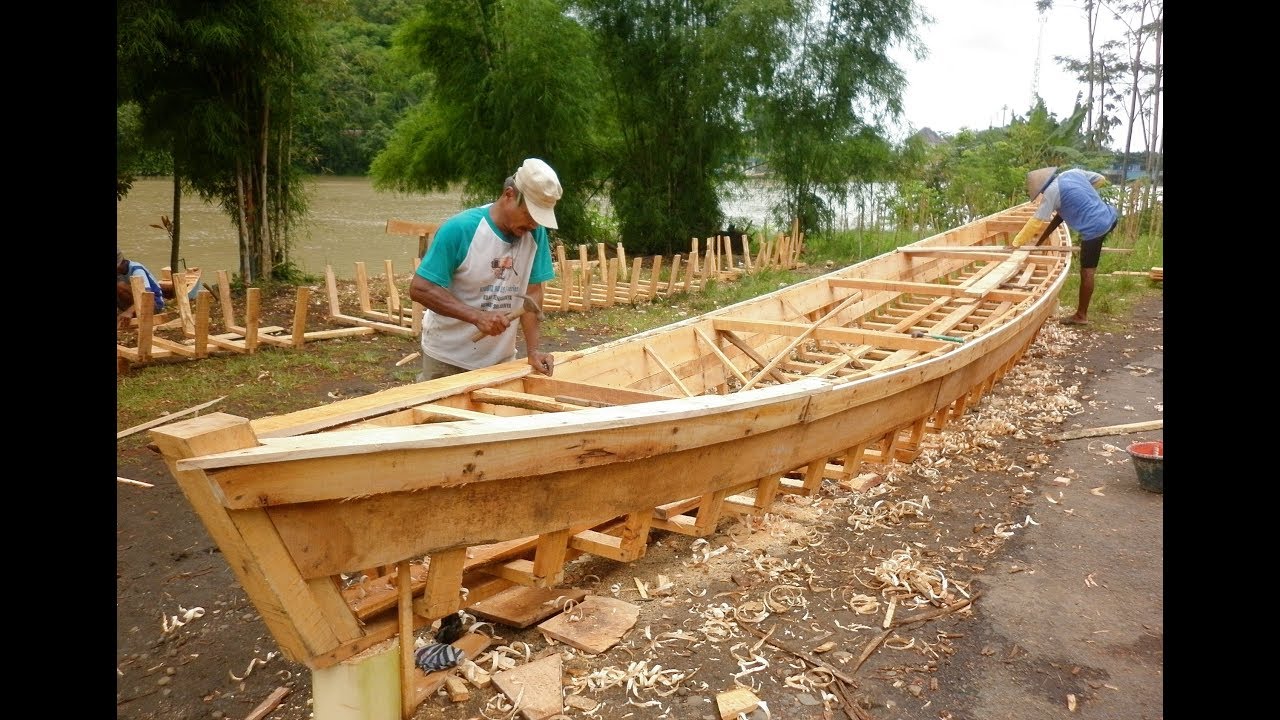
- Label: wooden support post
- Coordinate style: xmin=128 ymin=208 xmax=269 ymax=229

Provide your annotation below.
xmin=617 ymin=242 xmax=628 ymax=282
xmin=740 ymin=234 xmax=753 ymax=272
xmin=837 ymin=442 xmax=868 ymax=482
xmin=695 ymin=488 xmax=728 ymax=535
xmin=245 ymin=287 xmax=261 ymax=353
xmin=647 ymin=256 xmax=663 ymax=303
xmin=689 ymin=237 xmax=700 ymax=277
xmin=665 ymin=255 xmax=683 ymax=296
xmin=398 ymin=559 xmax=416 ymax=720
xmin=129 ymin=275 xmax=155 ymax=362
xmin=605 ymin=258 xmax=618 ymax=307
xmin=217 ymin=270 xmax=236 ymax=330
xmin=291 ymin=287 xmax=310 ymax=348
xmin=384 ymin=260 xmax=402 ymax=325
xmin=171 ymin=270 xmax=196 ymax=336
xmin=578 ymin=245 xmax=592 ymax=311
xmin=355 ymin=262 xmax=372 ymax=313
xmin=324 ymin=265 xmax=342 ymax=318
xmin=628 ymin=257 xmax=644 ymax=304
xmin=753 ymin=473 xmax=781 ymax=510
xmin=533 ymin=529 xmax=572 ymax=587
xmin=555 ymin=245 xmax=572 ymax=311
xmin=193 ymin=290 xmax=210 ymax=357
xmin=419 ymin=549 xmax=465 ymax=619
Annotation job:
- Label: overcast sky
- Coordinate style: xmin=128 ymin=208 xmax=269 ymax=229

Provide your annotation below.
xmin=889 ymin=0 xmax=1158 ymax=152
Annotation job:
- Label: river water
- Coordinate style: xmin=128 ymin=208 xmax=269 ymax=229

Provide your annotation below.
xmin=116 ymin=177 xmax=468 ymax=281
xmin=116 ymin=176 xmax=880 ymax=280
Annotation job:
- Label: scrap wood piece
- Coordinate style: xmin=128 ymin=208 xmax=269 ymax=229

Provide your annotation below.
xmin=1046 ymin=419 xmax=1162 ymax=442
xmin=491 ymin=652 xmax=564 ymax=720
xmin=117 ymin=476 xmax=154 ymax=488
xmin=716 ymin=687 xmax=761 ymax=719
xmin=469 ymin=585 xmax=588 ymax=629
xmin=117 ymin=396 xmax=227 ymax=440
xmin=244 ymin=685 xmax=291 ymax=720
xmin=537 ymin=595 xmax=639 ymax=654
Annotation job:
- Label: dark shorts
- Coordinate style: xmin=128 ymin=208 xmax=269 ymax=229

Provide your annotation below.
xmin=1080 ymin=218 xmax=1118 ymax=270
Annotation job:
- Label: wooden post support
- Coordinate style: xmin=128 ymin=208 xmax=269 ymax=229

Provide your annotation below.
xmin=647 ymin=256 xmax=663 ymax=304
xmin=291 ymin=287 xmax=310 ymax=348
xmin=627 ymin=257 xmax=644 ymax=304
xmin=355 ymin=262 xmax=372 ymax=313
xmin=578 ymin=244 xmax=592 ymax=312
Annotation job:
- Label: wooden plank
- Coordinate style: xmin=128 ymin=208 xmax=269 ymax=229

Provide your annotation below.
xmin=537 ymin=595 xmax=639 ymax=654
xmin=1047 ymin=419 xmax=1163 ymax=442
xmin=468 ymin=586 xmax=588 ymax=628
xmin=828 ymin=277 xmax=968 ymax=297
xmin=117 ymin=396 xmax=227 ymax=440
xmin=470 ymin=387 xmax=583 ymax=413
xmin=964 ymin=250 xmax=1030 ymax=297
xmin=643 ymin=345 xmax=694 ymax=397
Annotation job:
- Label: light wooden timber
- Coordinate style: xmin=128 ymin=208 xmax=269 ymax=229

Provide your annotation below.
xmin=151 ymin=201 xmax=1072 ymax=715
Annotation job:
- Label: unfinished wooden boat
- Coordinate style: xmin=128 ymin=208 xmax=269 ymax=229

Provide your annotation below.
xmin=151 ymin=200 xmax=1072 ymax=713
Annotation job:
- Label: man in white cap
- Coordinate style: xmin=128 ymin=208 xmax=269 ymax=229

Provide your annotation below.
xmin=1011 ymin=166 xmax=1118 ymax=325
xmin=408 ymin=158 xmax=563 ymax=380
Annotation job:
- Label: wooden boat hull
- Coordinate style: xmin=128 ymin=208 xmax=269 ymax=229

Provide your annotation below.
xmin=152 ymin=201 xmax=1068 ymax=669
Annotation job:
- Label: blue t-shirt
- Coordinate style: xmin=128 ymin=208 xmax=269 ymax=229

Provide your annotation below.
xmin=126 ymin=262 xmax=166 ymax=313
xmin=1033 ymin=169 xmax=1118 ymax=241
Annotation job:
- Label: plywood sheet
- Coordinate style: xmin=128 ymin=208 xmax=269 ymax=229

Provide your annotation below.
xmin=536 ymin=595 xmax=639 ymax=654
xmin=469 ymin=585 xmax=588 ymax=628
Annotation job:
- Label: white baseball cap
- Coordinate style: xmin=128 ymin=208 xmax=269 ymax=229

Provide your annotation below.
xmin=513 ymin=158 xmax=563 ymax=229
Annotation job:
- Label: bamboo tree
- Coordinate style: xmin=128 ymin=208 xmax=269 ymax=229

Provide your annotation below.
xmin=117 ymin=0 xmax=324 ymax=284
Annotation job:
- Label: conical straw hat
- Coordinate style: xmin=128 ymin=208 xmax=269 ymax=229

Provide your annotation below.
xmin=1025 ymin=167 xmax=1058 ymax=199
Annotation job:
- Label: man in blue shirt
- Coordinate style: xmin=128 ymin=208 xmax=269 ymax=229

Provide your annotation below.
xmin=1012 ymin=166 xmax=1119 ymax=325
xmin=408 ymin=158 xmax=561 ymax=381
xmin=117 ymin=250 xmax=166 ymax=323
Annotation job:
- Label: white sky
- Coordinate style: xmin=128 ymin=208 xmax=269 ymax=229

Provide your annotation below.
xmin=889 ymin=0 xmax=1159 ymax=152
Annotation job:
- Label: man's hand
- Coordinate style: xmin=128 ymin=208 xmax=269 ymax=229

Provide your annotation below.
xmin=528 ymin=351 xmax=554 ymax=376
xmin=1011 ymin=218 xmax=1048 ymax=247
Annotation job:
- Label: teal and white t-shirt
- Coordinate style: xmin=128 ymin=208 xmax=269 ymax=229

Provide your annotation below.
xmin=414 ymin=205 xmax=554 ymax=370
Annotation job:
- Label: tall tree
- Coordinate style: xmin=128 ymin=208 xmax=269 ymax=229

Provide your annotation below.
xmin=118 ymin=0 xmax=326 ymax=283
xmin=748 ymin=0 xmax=923 ymax=235
xmin=369 ymin=0 xmax=606 ymax=244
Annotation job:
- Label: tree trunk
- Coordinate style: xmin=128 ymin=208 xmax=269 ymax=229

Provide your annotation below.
xmin=170 ymin=171 xmax=182 ymax=272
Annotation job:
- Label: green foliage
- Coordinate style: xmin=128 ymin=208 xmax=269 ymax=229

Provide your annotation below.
xmin=370 ymin=0 xmax=608 ymax=244
xmin=293 ymin=0 xmax=428 ymax=175
xmin=749 ymin=0 xmax=923 ymax=239
xmin=117 ymin=0 xmax=331 ymax=282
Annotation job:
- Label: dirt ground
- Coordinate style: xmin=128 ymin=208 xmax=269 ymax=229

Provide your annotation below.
xmin=116 ymin=291 xmax=1163 ymax=720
